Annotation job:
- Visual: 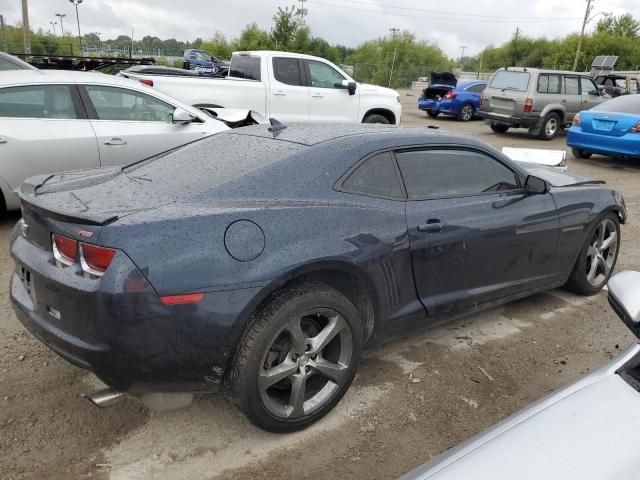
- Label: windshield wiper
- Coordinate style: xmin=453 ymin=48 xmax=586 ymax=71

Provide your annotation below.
xmin=501 ymin=87 xmax=522 ymax=92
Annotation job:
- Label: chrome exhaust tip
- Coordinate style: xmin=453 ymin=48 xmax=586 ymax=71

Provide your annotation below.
xmin=82 ymin=387 xmax=124 ymax=408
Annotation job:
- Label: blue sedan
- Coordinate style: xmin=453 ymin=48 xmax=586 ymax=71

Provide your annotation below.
xmin=418 ymin=80 xmax=487 ymax=122
xmin=568 ymin=95 xmax=640 ymax=159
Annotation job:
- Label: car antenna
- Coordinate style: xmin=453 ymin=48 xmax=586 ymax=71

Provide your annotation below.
xmin=268 ymin=118 xmax=287 ymax=137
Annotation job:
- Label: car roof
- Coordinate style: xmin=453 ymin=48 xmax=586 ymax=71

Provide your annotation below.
xmin=0 ymin=69 xmax=140 ymax=87
xmin=457 ymin=80 xmax=486 ymax=88
xmin=495 ymin=67 xmax=591 ymax=76
xmin=230 ymin=123 xmax=487 ymax=149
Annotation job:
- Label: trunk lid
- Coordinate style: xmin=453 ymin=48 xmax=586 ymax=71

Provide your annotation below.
xmin=429 ymin=71 xmax=457 ymax=88
xmin=579 ymin=110 xmax=640 ymax=138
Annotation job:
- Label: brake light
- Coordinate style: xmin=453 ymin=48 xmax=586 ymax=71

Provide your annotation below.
xmin=524 ymin=98 xmax=534 ymax=113
xmin=631 ymin=122 xmax=640 ymax=133
xmin=445 ymin=92 xmax=457 ymax=99
xmin=479 ymin=96 xmax=484 ymax=107
xmin=139 ymin=79 xmax=153 ymax=87
xmin=160 ymin=293 xmax=205 ymax=305
xmin=52 ymin=234 xmax=77 ymax=265
xmin=80 ymin=243 xmax=116 ymax=276
xmin=573 ymin=113 xmax=581 ymax=126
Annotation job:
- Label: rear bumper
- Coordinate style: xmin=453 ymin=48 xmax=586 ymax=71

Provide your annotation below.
xmin=567 ymin=127 xmax=640 ymax=158
xmin=478 ymin=111 xmax=540 ymax=128
xmin=418 ymin=98 xmax=439 ymax=112
xmin=10 ymin=230 xmax=262 ymax=394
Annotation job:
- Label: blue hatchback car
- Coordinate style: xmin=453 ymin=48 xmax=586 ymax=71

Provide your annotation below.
xmin=418 ymin=75 xmax=487 ymax=122
xmin=568 ymin=95 xmax=640 ymax=159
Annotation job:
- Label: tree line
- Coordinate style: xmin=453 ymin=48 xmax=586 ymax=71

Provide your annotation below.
xmin=1 ymin=6 xmax=639 ymax=88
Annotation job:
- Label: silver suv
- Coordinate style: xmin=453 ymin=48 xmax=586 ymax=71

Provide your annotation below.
xmin=479 ymin=67 xmax=604 ymax=140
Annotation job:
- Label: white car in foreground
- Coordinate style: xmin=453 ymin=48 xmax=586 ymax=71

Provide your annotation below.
xmin=402 ymin=270 xmax=640 ymax=480
xmin=120 ymin=50 xmax=402 ymax=125
xmin=0 ymin=70 xmax=232 ymax=210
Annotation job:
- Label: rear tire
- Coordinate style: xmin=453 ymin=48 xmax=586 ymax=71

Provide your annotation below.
xmin=227 ymin=281 xmax=364 ymax=432
xmin=458 ymin=103 xmax=474 ymax=122
xmin=426 ymin=110 xmax=439 ymax=118
xmin=363 ymin=113 xmax=390 ymax=124
xmin=564 ymin=212 xmax=620 ymax=296
xmin=490 ymin=122 xmax=509 ymax=134
xmin=572 ymin=148 xmax=592 ymax=159
xmin=538 ymin=112 xmax=561 ymax=140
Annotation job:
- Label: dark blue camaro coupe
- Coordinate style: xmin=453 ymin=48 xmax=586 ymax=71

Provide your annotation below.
xmin=11 ymin=124 xmax=626 ymax=431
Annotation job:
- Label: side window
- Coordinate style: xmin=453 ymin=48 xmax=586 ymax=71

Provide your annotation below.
xmin=307 ymin=61 xmax=345 ymax=89
xmin=564 ymin=76 xmax=579 ymax=95
xmin=580 ymin=77 xmax=599 ymax=95
xmin=467 ymin=84 xmax=486 ymax=93
xmin=273 ymin=57 xmax=303 ymax=86
xmin=85 ymin=86 xmax=175 ymax=122
xmin=342 ymin=152 xmax=404 ymax=199
xmin=537 ymin=74 xmax=561 ymax=94
xmin=229 ymin=55 xmax=261 ymax=81
xmin=396 ymin=149 xmax=520 ymax=199
xmin=0 ymin=85 xmax=76 ymax=119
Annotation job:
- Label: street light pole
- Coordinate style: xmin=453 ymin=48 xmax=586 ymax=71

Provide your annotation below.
xmin=460 ymin=45 xmax=467 ymax=70
xmin=69 ymin=0 xmax=83 ymax=54
xmin=50 ymin=21 xmax=57 ymax=36
xmin=55 ymin=13 xmax=66 ymax=36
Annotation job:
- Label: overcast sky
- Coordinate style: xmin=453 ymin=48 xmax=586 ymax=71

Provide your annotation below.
xmin=1 ymin=0 xmax=638 ymax=57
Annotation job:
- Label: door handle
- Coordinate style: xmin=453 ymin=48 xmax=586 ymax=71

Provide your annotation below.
xmin=273 ymin=91 xmax=286 ymax=96
xmin=104 ymin=138 xmax=127 ymax=146
xmin=0 ymin=138 xmax=6 ymax=144
xmin=417 ymin=219 xmax=444 ymax=233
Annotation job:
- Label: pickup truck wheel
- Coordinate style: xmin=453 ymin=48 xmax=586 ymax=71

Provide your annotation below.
xmin=490 ymin=122 xmax=509 ymax=134
xmin=538 ymin=112 xmax=561 ymax=140
xmin=363 ymin=113 xmax=390 ymax=124
xmin=572 ymin=148 xmax=592 ymax=159
xmin=457 ymin=104 xmax=474 ymax=122
xmin=565 ymin=213 xmax=620 ymax=295
xmin=227 ymin=281 xmax=363 ymax=432
xmin=426 ymin=110 xmax=439 ymax=118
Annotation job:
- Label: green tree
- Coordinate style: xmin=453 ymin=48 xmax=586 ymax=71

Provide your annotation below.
xmin=596 ymin=14 xmax=640 ymax=38
xmin=270 ymin=5 xmax=302 ymax=50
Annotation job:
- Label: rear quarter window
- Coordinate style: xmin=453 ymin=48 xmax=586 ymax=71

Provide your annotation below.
xmin=229 ymin=55 xmax=261 ymax=81
xmin=341 ymin=152 xmax=404 ymax=199
xmin=489 ymin=71 xmax=530 ymax=92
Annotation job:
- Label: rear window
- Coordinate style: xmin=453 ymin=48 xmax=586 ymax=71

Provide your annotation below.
xmin=229 ymin=55 xmax=261 ymax=81
xmin=592 ymin=95 xmax=640 ymax=114
xmin=489 ymin=71 xmax=530 ymax=92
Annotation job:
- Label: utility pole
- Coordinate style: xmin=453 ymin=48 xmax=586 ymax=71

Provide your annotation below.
xmin=298 ymin=0 xmax=308 ymax=24
xmin=22 ymin=0 xmax=31 ymax=54
xmin=69 ymin=0 xmax=83 ymax=54
xmin=573 ymin=0 xmax=593 ymax=71
xmin=459 ymin=45 xmax=467 ymax=70
xmin=388 ymin=28 xmax=399 ymax=88
xmin=478 ymin=49 xmax=485 ymax=79
xmin=56 ymin=13 xmax=66 ymax=36
xmin=130 ymin=28 xmax=134 ymax=57
xmin=0 ymin=15 xmax=8 ymax=52
xmin=512 ymin=27 xmax=519 ymax=66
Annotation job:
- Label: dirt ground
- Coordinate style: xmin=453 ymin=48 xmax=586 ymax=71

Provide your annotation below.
xmin=1 ymin=90 xmax=639 ymax=480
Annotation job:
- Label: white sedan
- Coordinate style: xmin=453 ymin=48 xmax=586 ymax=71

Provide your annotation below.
xmin=0 ymin=70 xmax=231 ymax=210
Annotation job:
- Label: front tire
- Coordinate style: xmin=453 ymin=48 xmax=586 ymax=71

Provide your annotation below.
xmin=363 ymin=113 xmax=390 ymax=124
xmin=538 ymin=112 xmax=561 ymax=140
xmin=458 ymin=103 xmax=474 ymax=122
xmin=227 ymin=281 xmax=364 ymax=432
xmin=565 ymin=213 xmax=620 ymax=295
xmin=426 ymin=110 xmax=439 ymax=118
xmin=572 ymin=148 xmax=592 ymax=159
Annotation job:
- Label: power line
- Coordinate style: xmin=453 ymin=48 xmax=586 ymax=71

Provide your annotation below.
xmin=306 ymin=0 xmax=582 ymax=22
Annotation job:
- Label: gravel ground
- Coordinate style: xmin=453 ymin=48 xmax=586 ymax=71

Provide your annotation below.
xmin=1 ymin=90 xmax=639 ymax=480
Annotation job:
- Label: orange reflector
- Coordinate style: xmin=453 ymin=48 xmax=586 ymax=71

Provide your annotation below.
xmin=160 ymin=293 xmax=205 ymax=305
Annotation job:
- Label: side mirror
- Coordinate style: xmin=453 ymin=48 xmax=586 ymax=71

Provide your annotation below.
xmin=524 ymin=175 xmax=548 ymax=194
xmin=172 ymin=107 xmax=195 ymax=124
xmin=608 ymin=271 xmax=640 ymax=338
xmin=335 ymin=79 xmax=357 ymax=95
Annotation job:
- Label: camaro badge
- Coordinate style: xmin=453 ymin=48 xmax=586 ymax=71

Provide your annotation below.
xmin=78 ymin=230 xmax=94 ymax=238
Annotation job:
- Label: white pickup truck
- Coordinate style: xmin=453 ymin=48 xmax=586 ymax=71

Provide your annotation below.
xmin=120 ymin=51 xmax=402 ymax=125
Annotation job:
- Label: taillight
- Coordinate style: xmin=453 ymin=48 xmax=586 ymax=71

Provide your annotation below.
xmin=573 ymin=113 xmax=581 ymax=126
xmin=80 ymin=243 xmax=116 ymax=276
xmin=479 ymin=96 xmax=484 ymax=107
xmin=445 ymin=92 xmax=457 ymax=99
xmin=524 ymin=98 xmax=534 ymax=113
xmin=52 ymin=234 xmax=77 ymax=266
xmin=139 ymin=79 xmax=153 ymax=87
xmin=631 ymin=122 xmax=640 ymax=133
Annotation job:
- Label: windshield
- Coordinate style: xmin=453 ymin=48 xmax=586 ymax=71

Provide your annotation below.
xmin=592 ymin=95 xmax=640 ymax=114
xmin=490 ymin=70 xmax=530 ymax=92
